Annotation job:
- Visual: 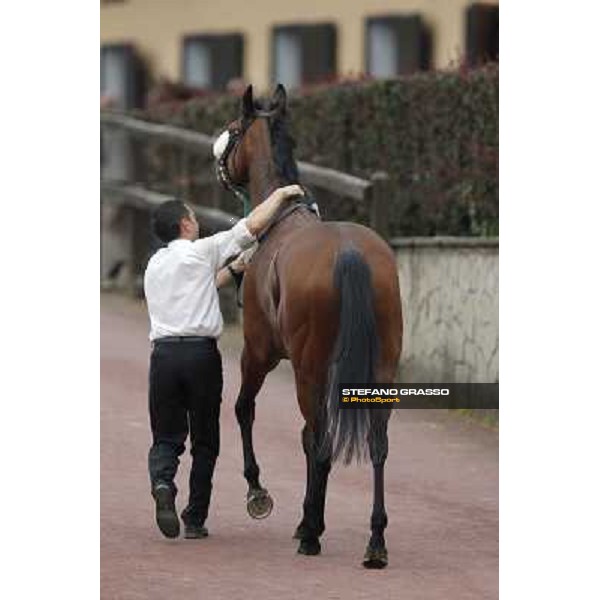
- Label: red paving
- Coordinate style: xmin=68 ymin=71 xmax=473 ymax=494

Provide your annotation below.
xmin=101 ymin=292 xmax=498 ymax=600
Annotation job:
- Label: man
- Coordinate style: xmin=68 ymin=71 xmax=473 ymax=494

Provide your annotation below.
xmin=144 ymin=184 xmax=303 ymax=539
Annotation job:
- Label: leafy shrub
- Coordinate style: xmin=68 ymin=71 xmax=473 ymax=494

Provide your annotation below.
xmin=135 ymin=63 xmax=498 ymax=236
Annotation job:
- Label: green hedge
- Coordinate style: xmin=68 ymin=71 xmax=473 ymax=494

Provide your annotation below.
xmin=138 ymin=64 xmax=498 ymax=237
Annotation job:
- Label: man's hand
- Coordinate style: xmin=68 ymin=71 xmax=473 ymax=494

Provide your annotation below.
xmin=215 ymin=250 xmax=253 ymax=289
xmin=245 ymin=184 xmax=304 ymax=236
xmin=269 ymin=184 xmax=304 ymax=203
xmin=228 ymin=254 xmax=247 ymax=274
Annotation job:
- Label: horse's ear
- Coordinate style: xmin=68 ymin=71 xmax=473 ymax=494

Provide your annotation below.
xmin=272 ymin=83 xmax=287 ymax=115
xmin=241 ymin=85 xmax=254 ymax=119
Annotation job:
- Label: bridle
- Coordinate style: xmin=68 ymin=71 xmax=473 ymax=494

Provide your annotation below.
xmin=215 ymin=110 xmax=279 ymax=216
xmin=215 ymin=125 xmax=245 ymax=193
xmin=214 ymin=110 xmax=321 ymax=238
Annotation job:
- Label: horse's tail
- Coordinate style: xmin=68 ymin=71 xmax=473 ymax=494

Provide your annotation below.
xmin=320 ymin=245 xmax=381 ymax=465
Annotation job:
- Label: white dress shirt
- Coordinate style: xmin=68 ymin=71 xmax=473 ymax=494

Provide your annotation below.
xmin=144 ymin=219 xmax=256 ymax=341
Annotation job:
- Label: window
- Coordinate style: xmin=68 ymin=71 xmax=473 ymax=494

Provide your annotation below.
xmin=366 ymin=15 xmax=431 ymax=77
xmin=182 ymin=35 xmax=243 ymax=91
xmin=100 ymin=44 xmax=146 ymax=109
xmin=466 ymin=3 xmax=499 ymax=66
xmin=101 ymin=44 xmax=147 ymax=181
xmin=272 ymin=24 xmax=337 ymax=88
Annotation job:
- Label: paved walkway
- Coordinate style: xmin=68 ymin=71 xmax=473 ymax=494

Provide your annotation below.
xmin=101 ymin=292 xmax=498 ymax=600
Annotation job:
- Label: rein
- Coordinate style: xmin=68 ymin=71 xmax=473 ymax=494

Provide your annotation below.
xmin=256 ymin=197 xmax=320 ymax=244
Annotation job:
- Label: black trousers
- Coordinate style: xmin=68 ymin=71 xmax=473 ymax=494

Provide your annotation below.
xmin=148 ymin=338 xmax=222 ymax=526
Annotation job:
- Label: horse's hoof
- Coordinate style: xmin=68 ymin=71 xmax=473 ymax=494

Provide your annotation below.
xmin=297 ymin=538 xmax=321 ymax=556
xmin=362 ymin=545 xmax=388 ymax=569
xmin=246 ymin=488 xmax=273 ymax=519
xmin=293 ymin=524 xmax=308 ymax=540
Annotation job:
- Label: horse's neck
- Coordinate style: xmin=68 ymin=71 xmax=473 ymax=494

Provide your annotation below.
xmin=246 ymin=161 xmax=318 ymax=238
xmin=248 ymin=163 xmax=284 ymax=206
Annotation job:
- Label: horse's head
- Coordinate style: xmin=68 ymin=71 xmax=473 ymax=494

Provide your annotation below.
xmin=213 ymin=84 xmax=299 ymax=201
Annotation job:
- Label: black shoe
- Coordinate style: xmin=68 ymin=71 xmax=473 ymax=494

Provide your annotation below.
xmin=184 ymin=522 xmax=209 ymax=539
xmin=153 ymin=484 xmax=180 ymax=539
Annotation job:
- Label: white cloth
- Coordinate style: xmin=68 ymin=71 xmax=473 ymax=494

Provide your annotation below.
xmin=143 ymin=218 xmax=256 ymax=341
xmin=212 ymin=130 xmax=230 ymax=160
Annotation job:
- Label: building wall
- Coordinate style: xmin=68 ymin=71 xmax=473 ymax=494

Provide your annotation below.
xmin=392 ymin=237 xmax=498 ymax=383
xmin=101 ymin=0 xmax=498 ymax=92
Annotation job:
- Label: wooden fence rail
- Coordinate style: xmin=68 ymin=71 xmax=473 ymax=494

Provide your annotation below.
xmin=101 ymin=181 xmax=239 ymax=231
xmin=100 ymin=111 xmax=387 ymax=209
xmin=100 ymin=111 xmax=391 ymax=292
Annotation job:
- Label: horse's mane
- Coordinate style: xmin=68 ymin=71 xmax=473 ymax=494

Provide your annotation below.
xmin=255 ymin=99 xmax=300 ymax=184
xmin=270 ymin=116 xmax=299 ymax=184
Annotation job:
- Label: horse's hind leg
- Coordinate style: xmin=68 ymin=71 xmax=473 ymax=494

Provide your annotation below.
xmin=296 ymin=423 xmax=331 ymax=556
xmin=363 ymin=407 xmax=391 ymax=569
xmin=294 ymin=380 xmax=331 ymax=556
xmin=235 ymin=345 xmax=279 ymax=519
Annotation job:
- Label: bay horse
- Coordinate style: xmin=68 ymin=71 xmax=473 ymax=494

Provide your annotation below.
xmin=213 ymin=84 xmax=403 ymax=568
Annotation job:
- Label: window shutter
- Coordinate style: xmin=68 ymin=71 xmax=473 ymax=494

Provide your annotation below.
xmin=301 ymin=24 xmax=337 ymax=84
xmin=131 ymin=50 xmax=149 ymax=108
xmin=393 ymin=15 xmax=430 ymax=74
xmin=466 ymin=3 xmax=499 ymax=66
xmin=211 ymin=35 xmax=244 ymax=91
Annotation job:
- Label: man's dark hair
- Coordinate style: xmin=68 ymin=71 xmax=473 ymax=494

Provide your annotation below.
xmin=152 ymin=200 xmax=190 ymax=243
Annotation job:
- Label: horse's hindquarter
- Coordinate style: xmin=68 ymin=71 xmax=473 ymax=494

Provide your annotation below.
xmin=276 ymin=222 xmax=403 ymax=381
xmin=241 ymin=220 xmax=402 ymax=381
xmin=241 ymin=221 xmax=339 ymax=372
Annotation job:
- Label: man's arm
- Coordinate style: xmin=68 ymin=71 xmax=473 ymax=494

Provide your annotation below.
xmin=215 ymin=247 xmax=255 ymax=289
xmin=194 ymin=184 xmax=304 ymax=271
xmin=244 ymin=184 xmax=304 ymax=236
xmin=215 ymin=265 xmax=237 ymax=289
